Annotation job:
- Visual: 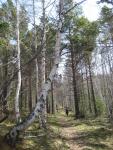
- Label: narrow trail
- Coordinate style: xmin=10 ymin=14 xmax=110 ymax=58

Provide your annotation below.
xmin=0 ymin=113 xmax=113 ymax=150
xmin=56 ymin=115 xmax=82 ymax=150
xmin=52 ymin=113 xmax=113 ymax=150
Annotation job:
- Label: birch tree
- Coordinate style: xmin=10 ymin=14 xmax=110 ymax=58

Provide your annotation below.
xmin=15 ymin=0 xmax=21 ymax=123
xmin=5 ymin=0 xmax=64 ymax=146
xmin=40 ymin=0 xmax=46 ymax=120
xmin=33 ymin=0 xmax=39 ymax=103
xmin=40 ymin=0 xmax=46 ymax=90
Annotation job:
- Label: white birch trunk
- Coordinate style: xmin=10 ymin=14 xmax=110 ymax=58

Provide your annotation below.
xmin=15 ymin=0 xmax=21 ymax=122
xmin=33 ymin=0 xmax=39 ymax=102
xmin=5 ymin=0 xmax=63 ymax=145
xmin=41 ymin=0 xmax=46 ymax=89
xmin=40 ymin=0 xmax=46 ymax=124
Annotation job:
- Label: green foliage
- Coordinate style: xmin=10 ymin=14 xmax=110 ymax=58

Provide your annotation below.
xmin=0 ymin=39 xmax=7 ymax=47
xmin=69 ymin=17 xmax=99 ymax=53
xmin=0 ymin=38 xmax=9 ymax=58
xmin=0 ymin=22 xmax=9 ymax=33
xmin=96 ymin=98 xmax=106 ymax=116
xmin=19 ymin=6 xmax=29 ymax=38
xmin=63 ymin=0 xmax=82 ymax=32
xmin=46 ymin=23 xmax=56 ymax=56
xmin=99 ymin=5 xmax=113 ymax=49
xmin=100 ymin=6 xmax=113 ymax=23
xmin=99 ymin=0 xmax=113 ymax=5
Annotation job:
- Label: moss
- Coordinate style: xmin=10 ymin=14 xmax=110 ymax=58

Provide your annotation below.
xmin=0 ymin=113 xmax=113 ymax=150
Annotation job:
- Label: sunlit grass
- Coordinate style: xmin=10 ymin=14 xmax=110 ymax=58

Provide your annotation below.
xmin=0 ymin=112 xmax=113 ymax=149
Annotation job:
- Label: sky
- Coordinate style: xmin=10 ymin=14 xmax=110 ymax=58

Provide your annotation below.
xmin=82 ymin=0 xmax=101 ymax=21
xmin=59 ymin=0 xmax=102 ymax=74
xmin=0 ymin=0 xmax=111 ymax=74
xmin=0 ymin=0 xmax=104 ymax=22
xmin=82 ymin=0 xmax=112 ymax=21
xmin=59 ymin=0 xmax=108 ymax=74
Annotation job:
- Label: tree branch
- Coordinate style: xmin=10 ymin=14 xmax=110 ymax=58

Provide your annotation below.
xmin=64 ymin=0 xmax=87 ymax=15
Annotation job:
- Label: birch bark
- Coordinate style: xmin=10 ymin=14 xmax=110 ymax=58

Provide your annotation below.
xmin=33 ymin=0 xmax=39 ymax=102
xmin=40 ymin=0 xmax=46 ymax=90
xmin=5 ymin=0 xmax=63 ymax=146
xmin=15 ymin=0 xmax=21 ymax=122
xmin=39 ymin=0 xmax=46 ymax=125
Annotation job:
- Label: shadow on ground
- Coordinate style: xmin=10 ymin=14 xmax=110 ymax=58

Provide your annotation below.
xmin=0 ymin=114 xmax=113 ymax=150
xmin=59 ymin=116 xmax=113 ymax=150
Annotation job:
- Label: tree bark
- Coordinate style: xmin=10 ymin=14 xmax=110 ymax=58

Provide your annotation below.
xmin=0 ymin=51 xmax=9 ymax=123
xmin=88 ymin=57 xmax=97 ymax=117
xmin=40 ymin=0 xmax=46 ymax=121
xmin=5 ymin=0 xmax=63 ymax=146
xmin=15 ymin=0 xmax=21 ymax=122
xmin=101 ymin=54 xmax=113 ymax=118
xmin=33 ymin=0 xmax=39 ymax=103
xmin=28 ymin=70 xmax=32 ymax=113
xmin=51 ymin=82 xmax=54 ymax=114
xmin=40 ymin=0 xmax=46 ymax=90
xmin=70 ymin=44 xmax=80 ymax=119
xmin=85 ymin=64 xmax=92 ymax=113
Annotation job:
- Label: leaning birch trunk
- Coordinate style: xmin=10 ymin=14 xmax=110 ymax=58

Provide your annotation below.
xmin=5 ymin=0 xmax=63 ymax=146
xmin=15 ymin=0 xmax=21 ymax=123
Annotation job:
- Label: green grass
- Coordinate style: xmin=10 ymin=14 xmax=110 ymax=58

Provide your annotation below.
xmin=0 ymin=113 xmax=113 ymax=149
xmin=64 ymin=116 xmax=113 ymax=150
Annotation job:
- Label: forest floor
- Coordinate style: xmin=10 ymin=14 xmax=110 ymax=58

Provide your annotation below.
xmin=0 ymin=112 xmax=113 ymax=150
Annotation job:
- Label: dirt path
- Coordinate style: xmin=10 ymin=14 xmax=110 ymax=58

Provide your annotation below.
xmin=0 ymin=114 xmax=113 ymax=150
xmin=56 ymin=115 xmax=83 ymax=150
xmin=53 ymin=114 xmax=113 ymax=150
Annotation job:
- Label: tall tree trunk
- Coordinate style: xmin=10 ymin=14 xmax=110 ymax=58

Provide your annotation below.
xmin=107 ymin=52 xmax=113 ymax=98
xmin=40 ymin=0 xmax=46 ymax=90
xmin=40 ymin=0 xmax=46 ymax=120
xmin=46 ymin=96 xmax=50 ymax=113
xmin=101 ymin=55 xmax=111 ymax=118
xmin=85 ymin=64 xmax=92 ymax=113
xmin=15 ymin=0 xmax=21 ymax=123
xmin=28 ymin=69 xmax=32 ymax=113
xmin=33 ymin=0 xmax=39 ymax=103
xmin=50 ymin=59 xmax=54 ymax=114
xmin=80 ymin=68 xmax=86 ymax=116
xmin=88 ymin=57 xmax=97 ymax=117
xmin=101 ymin=54 xmax=113 ymax=118
xmin=0 ymin=51 xmax=9 ymax=123
xmin=24 ymin=78 xmax=27 ymax=111
xmin=20 ymin=81 xmax=23 ymax=110
xmin=70 ymin=44 xmax=80 ymax=119
xmin=5 ymin=0 xmax=63 ymax=145
xmin=51 ymin=82 xmax=54 ymax=114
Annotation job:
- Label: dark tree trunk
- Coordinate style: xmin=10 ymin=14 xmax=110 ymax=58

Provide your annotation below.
xmin=88 ymin=57 xmax=97 ymax=117
xmin=24 ymin=78 xmax=27 ymax=110
xmin=0 ymin=51 xmax=9 ymax=122
xmin=20 ymin=81 xmax=23 ymax=110
xmin=70 ymin=45 xmax=80 ymax=119
xmin=2 ymin=50 xmax=8 ymax=97
xmin=46 ymin=96 xmax=50 ymax=113
xmin=85 ymin=65 xmax=92 ymax=113
xmin=51 ymin=82 xmax=54 ymax=114
xmin=80 ymin=70 xmax=86 ymax=116
xmin=28 ymin=71 xmax=32 ymax=113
